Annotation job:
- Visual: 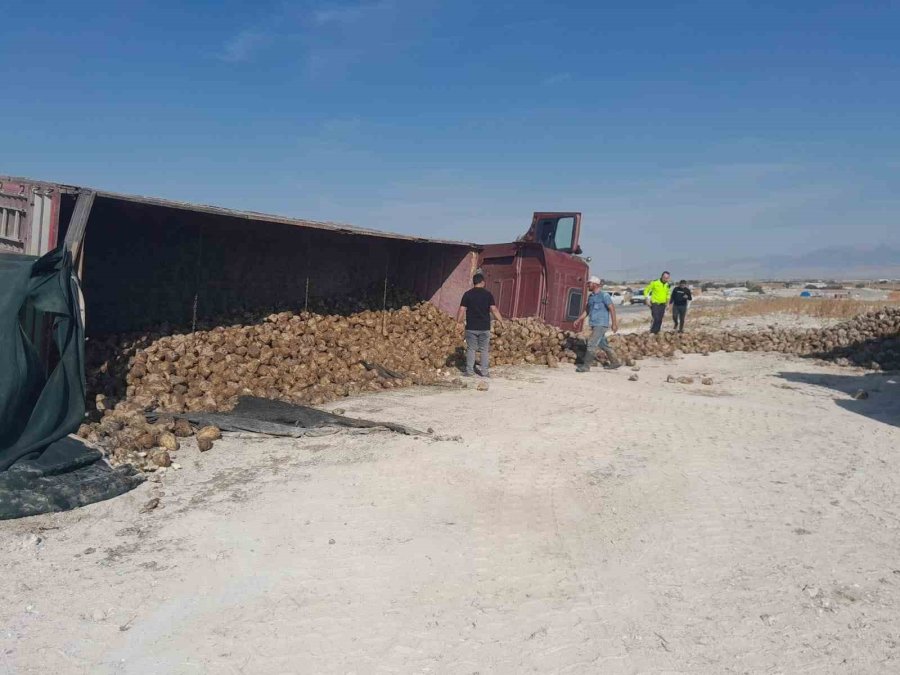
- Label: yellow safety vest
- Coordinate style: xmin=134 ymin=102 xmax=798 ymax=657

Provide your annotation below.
xmin=644 ymin=279 xmax=671 ymax=304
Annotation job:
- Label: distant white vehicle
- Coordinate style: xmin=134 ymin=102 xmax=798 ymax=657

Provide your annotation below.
xmin=629 ymin=290 xmax=647 ymax=305
xmin=604 ymin=291 xmax=625 ymax=305
xmin=722 ymin=287 xmax=749 ymax=297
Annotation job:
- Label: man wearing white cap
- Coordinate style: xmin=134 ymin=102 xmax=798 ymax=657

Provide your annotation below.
xmin=573 ymin=276 xmax=621 ymax=372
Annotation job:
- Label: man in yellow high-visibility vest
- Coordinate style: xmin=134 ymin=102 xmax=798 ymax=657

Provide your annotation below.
xmin=644 ymin=271 xmax=671 ymax=334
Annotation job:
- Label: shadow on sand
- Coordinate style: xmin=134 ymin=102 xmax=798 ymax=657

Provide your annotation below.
xmin=777 ymin=370 xmax=900 ymax=429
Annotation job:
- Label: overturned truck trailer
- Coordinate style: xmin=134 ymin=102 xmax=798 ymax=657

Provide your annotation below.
xmin=1 ymin=176 xmax=479 ymax=337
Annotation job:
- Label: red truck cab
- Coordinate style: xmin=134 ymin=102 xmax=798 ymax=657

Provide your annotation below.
xmin=479 ymin=212 xmax=588 ymax=330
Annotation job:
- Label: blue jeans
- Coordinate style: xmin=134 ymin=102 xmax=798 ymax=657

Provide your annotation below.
xmin=465 ymin=330 xmax=490 ymax=375
xmin=583 ymin=325 xmax=620 ymax=368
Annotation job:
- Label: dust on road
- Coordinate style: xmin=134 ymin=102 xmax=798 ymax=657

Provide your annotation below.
xmin=2 ymin=352 xmax=899 ymax=673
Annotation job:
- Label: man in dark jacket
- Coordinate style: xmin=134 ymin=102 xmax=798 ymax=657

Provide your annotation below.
xmin=456 ymin=274 xmax=503 ymax=377
xmin=669 ymin=280 xmax=693 ymax=332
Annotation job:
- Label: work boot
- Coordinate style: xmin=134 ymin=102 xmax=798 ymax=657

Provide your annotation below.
xmin=575 ymin=366 xmax=589 ymax=373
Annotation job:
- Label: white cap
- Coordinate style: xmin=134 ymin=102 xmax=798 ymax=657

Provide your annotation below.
xmin=588 ymin=275 xmax=602 ymax=285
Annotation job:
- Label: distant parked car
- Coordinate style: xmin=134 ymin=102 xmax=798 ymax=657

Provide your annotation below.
xmin=604 ymin=291 xmax=625 ymax=305
xmin=629 ymin=290 xmax=647 ymax=305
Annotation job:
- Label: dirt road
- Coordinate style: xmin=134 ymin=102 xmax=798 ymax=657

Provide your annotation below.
xmin=3 ymin=352 xmax=899 ymax=673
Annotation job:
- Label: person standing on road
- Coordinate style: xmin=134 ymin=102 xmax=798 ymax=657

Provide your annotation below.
xmin=573 ymin=276 xmax=621 ymax=372
xmin=644 ymin=271 xmax=671 ymax=334
xmin=669 ymin=279 xmax=693 ymax=332
xmin=456 ymin=273 xmax=503 ymax=377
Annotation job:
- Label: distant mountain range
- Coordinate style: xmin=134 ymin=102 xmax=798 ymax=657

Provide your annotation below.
xmin=616 ymin=245 xmax=900 ymax=281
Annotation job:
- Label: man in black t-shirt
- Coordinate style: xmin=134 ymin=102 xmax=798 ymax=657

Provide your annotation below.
xmin=668 ymin=280 xmax=693 ymax=332
xmin=456 ymin=274 xmax=503 ymax=377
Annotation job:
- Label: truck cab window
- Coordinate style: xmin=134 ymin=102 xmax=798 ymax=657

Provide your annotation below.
xmin=536 ymin=217 xmax=576 ymax=253
xmin=566 ymin=288 xmax=583 ymax=320
xmin=538 ymin=220 xmax=556 ymax=248
xmin=553 ymin=217 xmax=575 ymax=252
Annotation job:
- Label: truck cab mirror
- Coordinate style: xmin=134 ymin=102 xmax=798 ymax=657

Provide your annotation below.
xmin=574 ymin=245 xmax=583 ymax=255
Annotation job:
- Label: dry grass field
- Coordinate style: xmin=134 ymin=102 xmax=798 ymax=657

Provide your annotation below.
xmin=617 ymin=294 xmax=900 ymax=333
xmin=692 ymin=294 xmax=900 ymax=323
xmin=619 ymin=291 xmax=900 ymax=333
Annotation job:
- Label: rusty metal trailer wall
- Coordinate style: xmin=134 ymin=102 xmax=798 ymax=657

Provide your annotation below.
xmin=0 ymin=177 xmax=64 ymax=256
xmin=0 ymin=175 xmax=478 ymax=337
xmin=80 ymin=197 xmax=475 ymax=335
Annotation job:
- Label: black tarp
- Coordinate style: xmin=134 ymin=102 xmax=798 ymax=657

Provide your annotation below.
xmin=153 ymin=395 xmax=425 ymax=437
xmin=0 ymin=437 xmax=142 ymax=519
xmin=0 ymin=248 xmax=141 ymax=520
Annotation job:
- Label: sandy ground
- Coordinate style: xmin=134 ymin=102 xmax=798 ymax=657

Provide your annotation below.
xmin=693 ymin=313 xmax=844 ymax=333
xmin=616 ymin=306 xmax=843 ymax=334
xmin=3 ymin=351 xmax=900 ymax=674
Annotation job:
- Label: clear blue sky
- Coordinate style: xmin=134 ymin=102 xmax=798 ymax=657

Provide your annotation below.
xmin=3 ymin=1 xmax=899 ymax=276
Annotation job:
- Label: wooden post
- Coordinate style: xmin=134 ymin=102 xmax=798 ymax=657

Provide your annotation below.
xmin=63 ymin=190 xmax=95 ymax=277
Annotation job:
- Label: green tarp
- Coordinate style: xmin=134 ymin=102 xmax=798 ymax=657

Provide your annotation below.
xmin=0 ymin=248 xmax=86 ymax=467
xmin=0 ymin=247 xmax=141 ymax=519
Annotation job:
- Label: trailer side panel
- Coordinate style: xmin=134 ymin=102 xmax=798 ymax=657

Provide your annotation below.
xmin=80 ymin=196 xmax=476 ymax=335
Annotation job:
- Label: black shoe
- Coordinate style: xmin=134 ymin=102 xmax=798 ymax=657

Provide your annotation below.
xmin=576 ymin=366 xmax=589 ymax=373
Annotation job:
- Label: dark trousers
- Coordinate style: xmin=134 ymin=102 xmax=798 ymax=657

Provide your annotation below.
xmin=672 ymin=304 xmax=687 ymax=332
xmin=650 ymin=303 xmax=666 ymax=334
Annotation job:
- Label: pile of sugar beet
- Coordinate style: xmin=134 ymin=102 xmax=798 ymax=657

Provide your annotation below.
xmin=81 ymin=302 xmax=900 ymax=472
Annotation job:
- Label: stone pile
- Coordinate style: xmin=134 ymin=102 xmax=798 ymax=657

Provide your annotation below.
xmin=82 ymin=305 xmax=900 ymax=472
xmin=82 ymin=302 xmax=575 ymax=469
xmin=88 ymin=303 xmax=573 ymax=414
xmin=605 ymin=307 xmax=900 ymax=370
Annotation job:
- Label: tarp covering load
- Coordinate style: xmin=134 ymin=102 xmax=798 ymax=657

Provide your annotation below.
xmin=0 ymin=248 xmax=141 ymax=520
xmin=153 ymin=395 xmax=425 ymax=437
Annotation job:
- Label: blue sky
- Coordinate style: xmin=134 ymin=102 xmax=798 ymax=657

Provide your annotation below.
xmin=3 ymin=0 xmax=899 ymax=276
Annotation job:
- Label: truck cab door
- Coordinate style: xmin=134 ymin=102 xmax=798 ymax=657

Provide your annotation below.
xmin=525 ymin=212 xmax=582 ymax=254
